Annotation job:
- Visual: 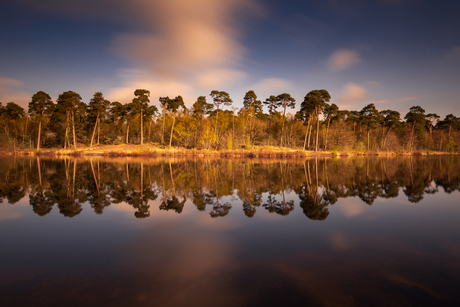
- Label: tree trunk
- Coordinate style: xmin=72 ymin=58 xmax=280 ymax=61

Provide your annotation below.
xmin=37 ymin=120 xmax=42 ymax=151
xmin=24 ymin=114 xmax=28 ymax=144
xmin=126 ymin=124 xmax=129 ymax=144
xmin=410 ymin=122 xmax=415 ymax=151
xmin=249 ymin=105 xmax=253 ymax=149
xmin=242 ymin=112 xmax=246 ymax=147
xmin=367 ymin=130 xmax=370 ymax=151
xmin=303 ymin=118 xmax=311 ymax=150
xmin=141 ymin=108 xmax=143 ymax=145
xmin=72 ymin=111 xmax=76 ymax=150
xmin=64 ymin=112 xmax=69 ymax=149
xmin=381 ymin=123 xmax=385 ymax=150
xmin=169 ymin=112 xmax=176 ymax=147
xmin=315 ymin=108 xmax=320 ymax=152
xmin=325 ymin=118 xmax=331 ymax=150
xmin=268 ymin=114 xmax=272 ymax=146
xmin=206 ymin=124 xmax=210 ymax=150
xmin=162 ymin=107 xmax=165 ymax=143
xmin=148 ymin=118 xmax=152 ymax=143
xmin=90 ymin=113 xmax=99 ymax=147
xmin=215 ymin=103 xmax=220 ymax=145
xmin=97 ymin=112 xmax=100 ymax=145
xmin=280 ymin=103 xmax=286 ymax=147
xmin=383 ymin=127 xmax=391 ymax=151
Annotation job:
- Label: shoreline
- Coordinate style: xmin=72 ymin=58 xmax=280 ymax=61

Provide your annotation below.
xmin=1 ymin=144 xmax=458 ymax=158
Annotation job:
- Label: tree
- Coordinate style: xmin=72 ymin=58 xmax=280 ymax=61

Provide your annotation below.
xmin=166 ymin=96 xmax=186 ymax=147
xmin=243 ymin=90 xmax=262 ymax=148
xmin=210 ymin=90 xmax=232 ymax=145
xmin=425 ymin=113 xmax=440 ymax=137
xmin=263 ymin=95 xmax=278 ymax=146
xmin=159 ymin=96 xmax=170 ymax=143
xmin=145 ymin=105 xmax=158 ymax=143
xmin=404 ymin=106 xmax=426 ymax=151
xmin=347 ymin=110 xmax=360 ymax=133
xmin=29 ymin=91 xmax=54 ymax=150
xmin=437 ymin=114 xmax=459 ymax=138
xmin=192 ymin=96 xmax=214 ymax=147
xmin=276 ymin=93 xmax=296 ymax=147
xmin=109 ymin=101 xmax=127 ymax=142
xmin=88 ymin=92 xmax=110 ymax=147
xmin=303 ymin=90 xmax=331 ymax=152
xmin=323 ymin=103 xmax=338 ymax=150
xmin=132 ymin=89 xmax=150 ymax=145
xmin=297 ymin=97 xmax=316 ymax=150
xmin=360 ymin=103 xmax=382 ymax=151
xmin=380 ymin=109 xmax=401 ymax=150
xmin=56 ymin=91 xmax=83 ymax=150
xmin=3 ymin=102 xmax=25 ymax=143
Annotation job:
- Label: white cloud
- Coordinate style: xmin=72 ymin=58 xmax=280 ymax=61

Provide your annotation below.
xmin=107 ymin=0 xmax=260 ymax=104
xmin=337 ymin=83 xmax=367 ymax=106
xmin=18 ymin=0 xmax=262 ymax=106
xmin=327 ymin=49 xmax=361 ymax=71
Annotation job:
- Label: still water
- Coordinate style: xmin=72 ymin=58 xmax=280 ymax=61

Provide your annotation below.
xmin=0 ymin=156 xmax=459 ymax=306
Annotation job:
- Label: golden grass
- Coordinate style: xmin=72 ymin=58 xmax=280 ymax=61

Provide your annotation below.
xmin=4 ymin=144 xmax=458 ymax=158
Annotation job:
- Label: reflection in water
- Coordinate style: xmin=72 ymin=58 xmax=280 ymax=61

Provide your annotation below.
xmin=1 ymin=155 xmax=460 ymax=306
xmin=0 ymin=156 xmax=459 ymax=219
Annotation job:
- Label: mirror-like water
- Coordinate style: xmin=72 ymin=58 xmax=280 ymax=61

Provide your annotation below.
xmin=1 ymin=156 xmax=459 ymax=306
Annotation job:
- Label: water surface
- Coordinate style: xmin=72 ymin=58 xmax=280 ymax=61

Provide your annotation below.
xmin=1 ymin=156 xmax=459 ymax=306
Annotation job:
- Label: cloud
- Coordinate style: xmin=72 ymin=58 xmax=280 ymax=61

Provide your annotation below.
xmin=18 ymin=0 xmax=262 ymax=106
xmin=0 ymin=77 xmax=22 ymax=89
xmin=107 ymin=0 xmax=261 ymax=104
xmin=327 ymin=49 xmax=361 ymax=71
xmin=107 ymin=69 xmax=197 ymax=106
xmin=363 ymin=95 xmax=425 ymax=105
xmin=336 ymin=83 xmax=367 ymax=106
xmin=0 ymin=77 xmax=30 ymax=108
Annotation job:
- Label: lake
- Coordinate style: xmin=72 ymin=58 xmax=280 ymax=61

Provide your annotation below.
xmin=0 ymin=155 xmax=459 ymax=306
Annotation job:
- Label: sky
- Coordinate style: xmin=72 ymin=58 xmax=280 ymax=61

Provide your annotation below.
xmin=1 ymin=0 xmax=460 ymax=118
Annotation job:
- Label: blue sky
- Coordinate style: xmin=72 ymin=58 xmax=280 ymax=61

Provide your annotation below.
xmin=1 ymin=0 xmax=459 ymax=118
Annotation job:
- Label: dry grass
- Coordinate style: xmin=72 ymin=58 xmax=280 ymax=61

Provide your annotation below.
xmin=5 ymin=144 xmax=458 ymax=158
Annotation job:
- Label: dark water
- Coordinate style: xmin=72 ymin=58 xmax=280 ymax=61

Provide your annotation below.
xmin=1 ymin=156 xmax=459 ymax=306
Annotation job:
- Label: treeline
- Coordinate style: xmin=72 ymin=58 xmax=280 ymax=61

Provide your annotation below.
xmin=1 ymin=156 xmax=459 ymax=219
xmin=1 ymin=89 xmax=459 ymax=152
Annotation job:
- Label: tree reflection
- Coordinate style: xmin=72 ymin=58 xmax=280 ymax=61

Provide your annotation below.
xmin=1 ymin=155 xmax=459 ymax=219
xmin=263 ymin=162 xmax=294 ymax=216
xmin=160 ymin=162 xmax=185 ymax=214
xmin=297 ymin=159 xmax=329 ymax=220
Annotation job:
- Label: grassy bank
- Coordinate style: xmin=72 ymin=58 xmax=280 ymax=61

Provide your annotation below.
xmin=2 ymin=144 xmax=458 ymax=158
